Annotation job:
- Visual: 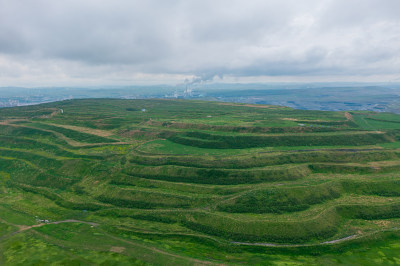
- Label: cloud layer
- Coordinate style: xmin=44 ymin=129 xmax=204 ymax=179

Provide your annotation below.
xmin=1 ymin=0 xmax=400 ymax=86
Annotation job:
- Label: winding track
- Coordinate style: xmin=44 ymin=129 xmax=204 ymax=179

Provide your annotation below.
xmin=231 ymin=235 xmax=358 ymax=247
xmin=0 ymin=219 xmax=99 ymax=241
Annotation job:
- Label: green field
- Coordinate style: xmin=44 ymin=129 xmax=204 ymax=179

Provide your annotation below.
xmin=2 ymin=99 xmax=400 ymax=265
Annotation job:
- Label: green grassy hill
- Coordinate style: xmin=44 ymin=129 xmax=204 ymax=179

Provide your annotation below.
xmin=2 ymin=99 xmax=400 ymax=265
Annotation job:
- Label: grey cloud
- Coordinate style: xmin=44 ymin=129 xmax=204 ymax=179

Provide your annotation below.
xmin=0 ymin=0 xmax=399 ymax=86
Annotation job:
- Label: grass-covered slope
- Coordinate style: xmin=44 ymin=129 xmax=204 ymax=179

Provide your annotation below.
xmin=2 ymin=99 xmax=400 ymax=264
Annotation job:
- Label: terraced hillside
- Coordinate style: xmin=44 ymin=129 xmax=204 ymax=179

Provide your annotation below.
xmin=2 ymin=99 xmax=400 ymax=264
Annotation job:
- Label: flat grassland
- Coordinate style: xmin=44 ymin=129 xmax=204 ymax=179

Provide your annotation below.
xmin=1 ymin=99 xmax=400 ymax=265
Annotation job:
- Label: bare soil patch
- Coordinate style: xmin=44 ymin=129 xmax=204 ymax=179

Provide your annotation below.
xmin=50 ymin=124 xmax=114 ymax=137
xmin=110 ymin=246 xmax=126 ymax=253
xmin=345 ymin=112 xmax=354 ymax=121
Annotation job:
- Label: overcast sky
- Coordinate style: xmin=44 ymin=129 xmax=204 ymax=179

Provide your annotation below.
xmin=0 ymin=0 xmax=400 ymax=87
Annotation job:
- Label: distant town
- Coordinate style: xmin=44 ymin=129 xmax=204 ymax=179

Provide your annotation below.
xmin=2 ymin=84 xmax=400 ymax=113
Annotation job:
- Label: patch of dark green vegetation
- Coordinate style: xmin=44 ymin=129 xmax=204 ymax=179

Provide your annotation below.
xmin=169 ymin=130 xmax=392 ymax=149
xmin=124 ymin=164 xmax=310 ymax=184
